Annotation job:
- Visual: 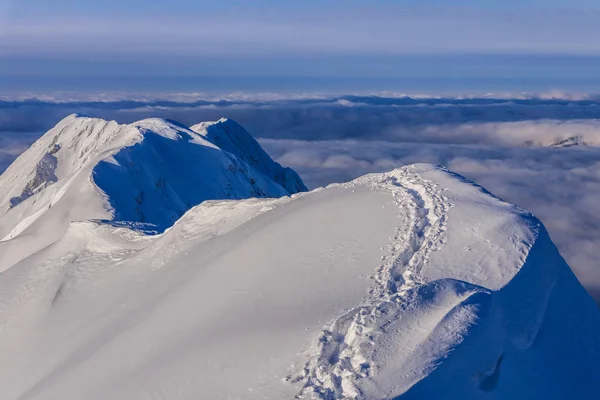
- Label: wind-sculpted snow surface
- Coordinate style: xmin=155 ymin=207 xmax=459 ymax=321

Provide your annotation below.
xmin=0 ymin=114 xmax=306 ymax=272
xmin=0 ymin=164 xmax=598 ymax=400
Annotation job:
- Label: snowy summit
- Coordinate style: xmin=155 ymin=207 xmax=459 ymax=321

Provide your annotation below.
xmin=0 ymin=116 xmax=598 ymax=400
xmin=0 ymin=114 xmax=306 ymax=271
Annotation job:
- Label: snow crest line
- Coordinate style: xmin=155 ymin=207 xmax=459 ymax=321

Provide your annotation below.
xmin=288 ymin=166 xmax=451 ymax=400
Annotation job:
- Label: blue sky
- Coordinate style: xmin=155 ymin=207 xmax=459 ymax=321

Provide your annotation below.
xmin=5 ymin=0 xmax=600 ymax=14
xmin=1 ymin=0 xmax=599 ymax=89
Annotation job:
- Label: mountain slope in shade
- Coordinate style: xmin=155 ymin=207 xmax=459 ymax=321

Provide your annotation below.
xmin=0 ymin=114 xmax=306 ymax=272
xmin=191 ymin=118 xmax=307 ymax=194
xmin=0 ymin=164 xmax=598 ymax=400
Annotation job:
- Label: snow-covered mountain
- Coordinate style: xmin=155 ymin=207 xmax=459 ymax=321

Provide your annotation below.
xmin=0 ymin=114 xmax=306 ymax=271
xmin=549 ymin=135 xmax=588 ymax=148
xmin=190 ymin=118 xmax=307 ymax=194
xmin=0 ymin=116 xmax=599 ymax=399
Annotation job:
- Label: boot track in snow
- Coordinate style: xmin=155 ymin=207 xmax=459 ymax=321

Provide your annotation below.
xmin=289 ymin=165 xmax=456 ymax=399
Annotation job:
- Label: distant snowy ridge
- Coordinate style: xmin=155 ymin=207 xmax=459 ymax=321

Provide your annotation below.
xmin=0 ymin=163 xmax=598 ymax=400
xmin=549 ymin=135 xmax=588 ymax=148
xmin=0 ymin=114 xmax=306 ymax=272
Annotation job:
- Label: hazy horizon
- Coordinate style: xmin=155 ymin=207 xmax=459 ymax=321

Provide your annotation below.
xmin=2 ymin=55 xmax=600 ymax=94
xmin=2 ymin=1 xmax=600 ymax=94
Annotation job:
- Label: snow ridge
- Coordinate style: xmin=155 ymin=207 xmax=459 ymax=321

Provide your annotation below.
xmin=289 ymin=165 xmax=461 ymax=399
xmin=0 ymin=114 xmax=307 ymax=273
xmin=549 ymin=135 xmax=588 ymax=148
xmin=190 ymin=118 xmax=307 ymax=193
xmin=0 ymin=115 xmax=306 ymax=229
xmin=284 ymin=165 xmax=599 ymax=400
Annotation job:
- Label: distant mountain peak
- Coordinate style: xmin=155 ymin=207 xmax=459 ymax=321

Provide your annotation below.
xmin=550 ymin=135 xmax=588 ymax=148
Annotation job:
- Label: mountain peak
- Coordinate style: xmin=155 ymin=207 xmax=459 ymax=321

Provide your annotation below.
xmin=0 ymin=115 xmax=307 ymax=271
xmin=550 ymin=135 xmax=588 ymax=148
xmin=191 ymin=118 xmax=307 ymax=193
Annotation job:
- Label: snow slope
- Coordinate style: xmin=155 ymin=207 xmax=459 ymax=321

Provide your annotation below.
xmin=0 ymin=114 xmax=306 ymax=272
xmin=0 ymin=163 xmax=598 ymax=400
xmin=190 ymin=118 xmax=307 ymax=194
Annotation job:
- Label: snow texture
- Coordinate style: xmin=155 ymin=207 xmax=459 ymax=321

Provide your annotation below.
xmin=0 ymin=117 xmax=599 ymax=400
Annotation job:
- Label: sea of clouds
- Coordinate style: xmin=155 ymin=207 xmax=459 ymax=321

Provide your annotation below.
xmin=1 ymin=92 xmax=600 ymax=303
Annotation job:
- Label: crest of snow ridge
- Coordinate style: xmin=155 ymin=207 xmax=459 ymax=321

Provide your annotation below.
xmin=0 ymin=114 xmax=307 ymax=232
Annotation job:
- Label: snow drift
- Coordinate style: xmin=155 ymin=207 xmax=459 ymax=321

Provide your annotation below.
xmin=0 ymin=116 xmax=598 ymax=400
